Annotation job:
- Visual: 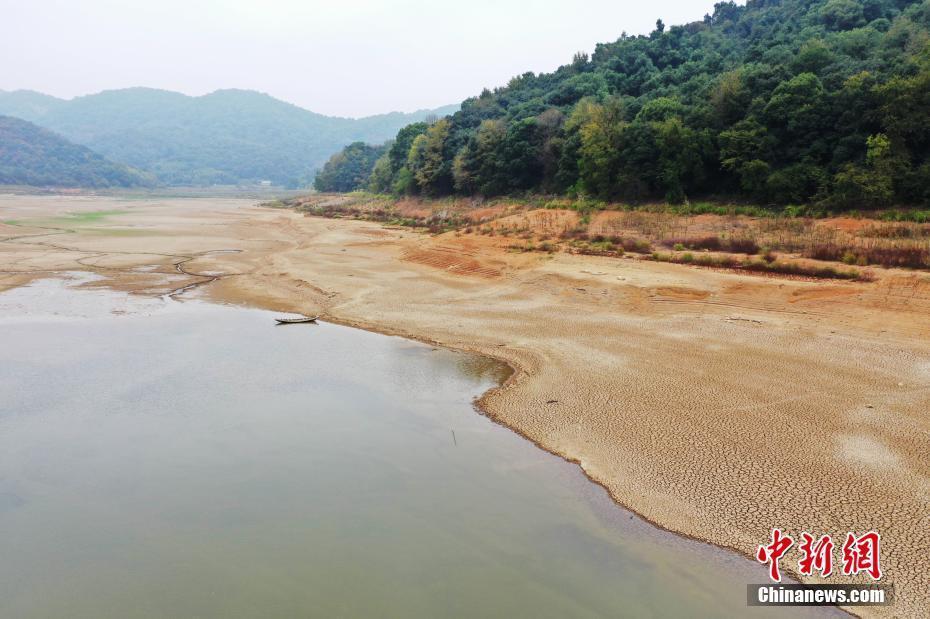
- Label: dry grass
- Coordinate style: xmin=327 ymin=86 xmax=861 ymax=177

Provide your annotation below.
xmin=650 ymin=251 xmax=869 ymax=281
xmin=287 ymin=194 xmax=930 ymax=278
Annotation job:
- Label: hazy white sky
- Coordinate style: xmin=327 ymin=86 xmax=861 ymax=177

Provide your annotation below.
xmin=2 ymin=0 xmax=727 ymax=117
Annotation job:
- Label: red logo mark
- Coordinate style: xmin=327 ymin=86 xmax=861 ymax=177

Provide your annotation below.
xmin=798 ymin=532 xmax=834 ymax=577
xmin=842 ymin=531 xmax=882 ymax=580
xmin=757 ymin=528 xmax=794 ymax=582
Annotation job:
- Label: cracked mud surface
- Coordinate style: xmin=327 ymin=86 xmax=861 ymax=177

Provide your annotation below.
xmin=2 ymin=194 xmax=928 ymax=617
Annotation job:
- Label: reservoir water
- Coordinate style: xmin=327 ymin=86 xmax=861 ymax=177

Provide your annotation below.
xmin=0 ymin=277 xmax=837 ymax=618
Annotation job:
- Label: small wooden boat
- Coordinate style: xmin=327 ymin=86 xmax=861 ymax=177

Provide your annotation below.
xmin=275 ymin=315 xmax=319 ymax=325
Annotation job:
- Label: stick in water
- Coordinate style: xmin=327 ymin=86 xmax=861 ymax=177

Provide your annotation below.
xmin=451 ymin=429 xmax=457 ymax=446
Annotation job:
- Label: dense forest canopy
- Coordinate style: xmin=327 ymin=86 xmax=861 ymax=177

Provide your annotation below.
xmin=0 ymin=89 xmax=457 ymax=187
xmin=0 ymin=115 xmax=153 ymax=188
xmin=318 ymin=0 xmax=930 ymax=209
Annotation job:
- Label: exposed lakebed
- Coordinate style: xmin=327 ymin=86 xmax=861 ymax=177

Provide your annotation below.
xmin=0 ymin=276 xmax=837 ymax=618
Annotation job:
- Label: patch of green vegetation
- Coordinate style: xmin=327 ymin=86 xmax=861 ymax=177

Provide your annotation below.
xmin=4 ymin=210 xmax=130 ymax=230
xmin=57 ymin=210 xmax=127 ymax=224
xmin=880 ymin=209 xmax=930 ymax=223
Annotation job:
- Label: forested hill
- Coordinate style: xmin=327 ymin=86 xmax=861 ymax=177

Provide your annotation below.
xmin=0 ymin=116 xmax=153 ymax=188
xmin=318 ymin=0 xmax=930 ymax=209
xmin=0 ymin=90 xmax=64 ymax=121
xmin=0 ymin=88 xmax=457 ymax=187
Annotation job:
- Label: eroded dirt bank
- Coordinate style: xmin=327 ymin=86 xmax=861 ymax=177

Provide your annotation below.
xmin=2 ymin=195 xmax=928 ymax=617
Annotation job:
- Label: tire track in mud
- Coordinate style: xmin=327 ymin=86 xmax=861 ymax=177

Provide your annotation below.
xmin=401 ymin=245 xmax=502 ymax=278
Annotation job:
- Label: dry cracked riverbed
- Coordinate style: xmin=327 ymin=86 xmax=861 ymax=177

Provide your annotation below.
xmin=1 ymin=194 xmax=928 ymax=617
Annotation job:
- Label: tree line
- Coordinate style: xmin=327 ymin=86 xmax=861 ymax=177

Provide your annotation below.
xmin=315 ymin=0 xmax=930 ymax=209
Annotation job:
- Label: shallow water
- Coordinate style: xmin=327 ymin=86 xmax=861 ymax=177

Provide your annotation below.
xmin=0 ymin=277 xmax=837 ymax=618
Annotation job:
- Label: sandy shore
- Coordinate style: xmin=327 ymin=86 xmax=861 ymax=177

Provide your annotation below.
xmin=2 ymin=194 xmax=928 ymax=617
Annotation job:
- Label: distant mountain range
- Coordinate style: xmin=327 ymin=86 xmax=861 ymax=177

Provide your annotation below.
xmin=0 ymin=115 xmax=153 ymax=188
xmin=0 ymin=88 xmax=457 ymax=187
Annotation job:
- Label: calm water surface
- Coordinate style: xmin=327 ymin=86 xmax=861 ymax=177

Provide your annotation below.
xmin=0 ymin=277 xmax=837 ymax=618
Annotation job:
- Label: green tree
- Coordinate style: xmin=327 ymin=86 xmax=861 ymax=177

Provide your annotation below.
xmin=367 ymin=153 xmax=393 ymax=193
xmin=875 ymin=62 xmax=930 ymax=204
xmin=832 ymin=134 xmax=897 ymax=207
xmin=392 ymin=166 xmax=416 ymax=194
xmin=764 ymin=73 xmax=827 ymax=139
xmin=653 ymin=118 xmax=709 ymax=204
xmin=766 ymin=163 xmax=827 ymax=204
xmin=793 ymin=40 xmax=834 ymax=74
xmin=719 ymin=119 xmax=773 ymax=196
xmin=453 ymin=119 xmax=506 ymax=194
xmin=821 ymin=0 xmax=866 ymax=30
xmin=388 ymin=122 xmax=429 ymax=175
xmin=499 ymin=118 xmax=543 ymax=191
xmin=710 ymin=70 xmax=750 ymax=127
xmin=407 ymin=119 xmax=453 ymax=195
xmin=576 ymin=98 xmax=627 ymax=198
xmin=636 ymin=97 xmax=686 ymax=123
